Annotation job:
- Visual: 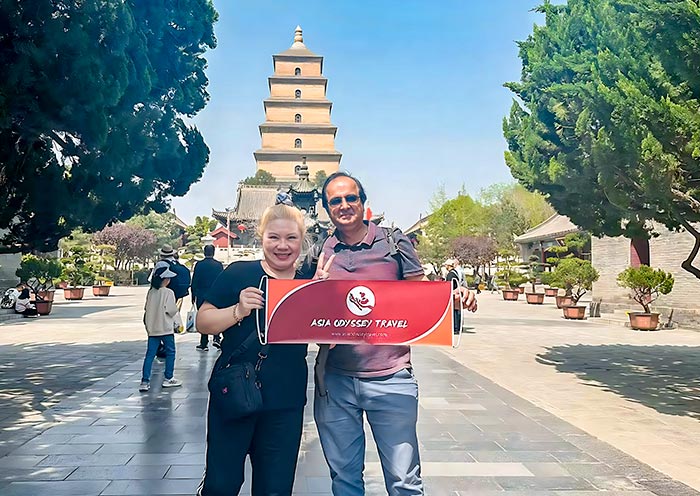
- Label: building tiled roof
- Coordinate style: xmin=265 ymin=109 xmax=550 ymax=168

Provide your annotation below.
xmin=514 ymin=214 xmax=581 ymax=244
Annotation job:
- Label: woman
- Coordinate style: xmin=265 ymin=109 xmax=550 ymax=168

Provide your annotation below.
xmin=196 ymin=204 xmax=310 ymax=496
xmin=15 ymin=288 xmax=38 ymax=317
xmin=139 ymin=263 xmax=182 ymax=392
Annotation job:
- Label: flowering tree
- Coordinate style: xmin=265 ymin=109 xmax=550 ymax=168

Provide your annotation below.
xmin=94 ymin=224 xmax=157 ymax=269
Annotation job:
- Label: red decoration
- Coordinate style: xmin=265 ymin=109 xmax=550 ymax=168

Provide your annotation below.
xmin=237 ymin=223 xmax=247 ymax=232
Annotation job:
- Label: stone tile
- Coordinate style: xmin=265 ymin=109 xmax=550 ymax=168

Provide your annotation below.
xmin=101 ymin=478 xmax=202 ymax=495
xmin=3 ymin=480 xmax=109 ymax=496
xmin=165 ymin=464 xmax=205 ymax=479
xmin=0 ymin=466 xmax=76 ymax=481
xmin=95 ymin=442 xmax=185 ymax=454
xmin=12 ymin=443 xmax=100 ymax=455
xmin=67 ymin=464 xmax=169 ymax=480
xmin=0 ymin=455 xmax=47 ymax=468
xmin=36 ymin=453 xmax=132 ymax=466
xmin=127 ymin=453 xmax=204 ymax=466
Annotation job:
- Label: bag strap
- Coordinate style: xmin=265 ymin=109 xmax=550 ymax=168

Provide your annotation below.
xmin=217 ymin=331 xmax=269 ymax=371
xmin=382 ymin=226 xmax=404 ymax=279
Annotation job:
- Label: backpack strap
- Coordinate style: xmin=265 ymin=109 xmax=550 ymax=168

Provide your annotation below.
xmin=381 ymin=226 xmax=404 ymax=279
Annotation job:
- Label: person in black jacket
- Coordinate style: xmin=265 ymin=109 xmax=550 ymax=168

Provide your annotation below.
xmin=192 ymin=245 xmax=224 ymax=351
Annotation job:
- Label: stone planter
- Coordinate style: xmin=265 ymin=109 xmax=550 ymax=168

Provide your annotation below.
xmin=544 ymin=287 xmax=559 ymax=297
xmin=92 ymin=285 xmax=111 ymax=297
xmin=502 ymin=289 xmax=520 ymax=301
xmin=563 ymin=305 xmax=586 ymax=320
xmin=35 ymin=300 xmax=53 ymax=315
xmin=555 ymin=295 xmax=574 ymax=309
xmin=628 ymin=312 xmax=660 ymax=331
xmin=63 ymin=287 xmax=85 ymax=300
xmin=525 ymin=293 xmax=545 ymax=305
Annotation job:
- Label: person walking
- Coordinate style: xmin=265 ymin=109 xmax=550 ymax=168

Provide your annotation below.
xmin=192 ymin=244 xmax=224 ymax=351
xmin=195 ymin=203 xmax=312 ymax=496
xmin=305 ymin=172 xmax=477 ymax=496
xmin=139 ymin=264 xmax=183 ymax=392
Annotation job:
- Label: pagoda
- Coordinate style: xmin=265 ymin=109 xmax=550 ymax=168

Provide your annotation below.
xmin=254 ymin=26 xmax=342 ymax=182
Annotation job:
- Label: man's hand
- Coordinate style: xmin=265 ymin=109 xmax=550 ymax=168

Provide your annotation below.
xmin=314 ymin=252 xmax=336 ymax=280
xmin=457 ymin=286 xmax=478 ymax=312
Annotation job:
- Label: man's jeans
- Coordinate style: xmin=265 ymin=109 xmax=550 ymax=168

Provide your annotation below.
xmin=142 ymin=335 xmax=175 ymax=382
xmin=314 ymin=369 xmax=423 ymax=496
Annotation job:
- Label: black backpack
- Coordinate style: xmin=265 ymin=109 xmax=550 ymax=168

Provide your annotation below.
xmin=166 ymin=260 xmax=191 ymax=300
xmin=298 ymin=226 xmax=405 ymax=279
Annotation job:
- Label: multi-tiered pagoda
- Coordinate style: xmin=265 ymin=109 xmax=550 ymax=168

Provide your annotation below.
xmin=254 ymin=26 xmax=341 ymax=182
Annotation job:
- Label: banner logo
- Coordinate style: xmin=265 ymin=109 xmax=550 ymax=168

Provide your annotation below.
xmin=346 ymin=286 xmax=375 ymax=316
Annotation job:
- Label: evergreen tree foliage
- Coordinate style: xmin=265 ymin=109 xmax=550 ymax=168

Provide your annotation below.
xmin=243 ymin=169 xmax=276 ymax=186
xmin=184 ymin=216 xmax=217 ymax=254
xmin=504 ymin=0 xmax=700 ymax=279
xmin=0 ymin=0 xmax=218 ymax=252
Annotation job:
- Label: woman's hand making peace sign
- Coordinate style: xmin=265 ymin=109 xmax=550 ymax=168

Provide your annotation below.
xmin=314 ymin=252 xmax=336 ymax=280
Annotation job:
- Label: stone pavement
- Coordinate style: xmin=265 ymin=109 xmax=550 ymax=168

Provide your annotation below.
xmin=0 ymin=287 xmax=698 ymax=495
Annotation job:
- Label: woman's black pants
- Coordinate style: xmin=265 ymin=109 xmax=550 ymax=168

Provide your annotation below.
xmin=198 ymin=406 xmax=304 ymax=496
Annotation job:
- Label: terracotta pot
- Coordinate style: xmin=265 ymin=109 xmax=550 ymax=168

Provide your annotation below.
xmin=544 ymin=287 xmax=559 ymax=297
xmin=502 ymin=289 xmax=520 ymax=301
xmin=57 ymin=281 xmax=68 ymax=289
xmin=37 ymin=289 xmax=55 ymax=302
xmin=628 ymin=312 xmax=660 ymax=331
xmin=92 ymin=285 xmax=111 ymax=297
xmin=525 ymin=293 xmax=545 ymax=305
xmin=563 ymin=305 xmax=586 ymax=320
xmin=63 ymin=287 xmax=85 ymax=300
xmin=35 ymin=300 xmax=53 ymax=315
xmin=517 ymin=286 xmax=525 ymax=294
xmin=555 ymin=295 xmax=574 ymax=309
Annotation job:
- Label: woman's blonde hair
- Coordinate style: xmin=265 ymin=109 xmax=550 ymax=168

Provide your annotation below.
xmin=258 ymin=204 xmax=305 ymax=237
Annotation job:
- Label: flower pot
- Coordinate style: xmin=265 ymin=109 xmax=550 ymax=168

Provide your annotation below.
xmin=57 ymin=281 xmax=68 ymax=289
xmin=35 ymin=300 xmax=53 ymax=315
xmin=37 ymin=289 xmax=55 ymax=302
xmin=518 ymin=286 xmax=525 ymax=294
xmin=555 ymin=295 xmax=574 ymax=309
xmin=502 ymin=289 xmax=520 ymax=301
xmin=63 ymin=287 xmax=85 ymax=300
xmin=544 ymin=287 xmax=559 ymax=297
xmin=628 ymin=312 xmax=660 ymax=331
xmin=525 ymin=293 xmax=545 ymax=305
xmin=92 ymin=285 xmax=111 ymax=297
xmin=563 ymin=305 xmax=586 ymax=320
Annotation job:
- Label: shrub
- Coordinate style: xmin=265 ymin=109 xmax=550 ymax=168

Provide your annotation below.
xmin=15 ymin=255 xmax=63 ymax=299
xmin=617 ymin=266 xmax=674 ymax=313
xmin=550 ymin=258 xmax=599 ymax=304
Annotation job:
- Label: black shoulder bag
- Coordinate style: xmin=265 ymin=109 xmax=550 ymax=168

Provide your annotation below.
xmin=208 ymin=331 xmax=270 ymax=421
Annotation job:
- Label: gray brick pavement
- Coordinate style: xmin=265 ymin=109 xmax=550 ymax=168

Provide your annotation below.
xmin=1 ymin=336 xmax=698 ymax=496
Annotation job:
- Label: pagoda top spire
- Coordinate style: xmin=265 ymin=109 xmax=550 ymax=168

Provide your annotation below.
xmin=291 ymin=26 xmax=305 ymax=48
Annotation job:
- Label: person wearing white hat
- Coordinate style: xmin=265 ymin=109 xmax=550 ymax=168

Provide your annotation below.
xmin=139 ymin=264 xmax=183 ymax=391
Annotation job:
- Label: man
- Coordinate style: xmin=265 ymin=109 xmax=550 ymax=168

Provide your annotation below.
xmin=191 ymin=244 xmax=223 ymax=351
xmin=311 ymin=172 xmax=476 ymax=496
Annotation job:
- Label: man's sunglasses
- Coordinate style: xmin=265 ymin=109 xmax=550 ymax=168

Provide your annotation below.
xmin=328 ymin=194 xmax=361 ymax=207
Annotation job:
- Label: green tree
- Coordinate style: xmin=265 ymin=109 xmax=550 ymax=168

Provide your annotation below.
xmin=0 ymin=0 xmax=218 ymax=252
xmin=127 ymin=212 xmax=183 ymax=251
xmin=243 ymin=169 xmax=276 ymax=186
xmin=313 ymin=170 xmax=328 ymax=189
xmin=503 ymin=0 xmax=700 ymax=280
xmin=418 ymin=194 xmax=488 ymax=264
xmin=184 ymin=216 xmax=217 ymax=254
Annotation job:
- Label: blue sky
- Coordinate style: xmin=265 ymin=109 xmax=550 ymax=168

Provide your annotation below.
xmin=172 ymin=0 xmax=548 ymax=229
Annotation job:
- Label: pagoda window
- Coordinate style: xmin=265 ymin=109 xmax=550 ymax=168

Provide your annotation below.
xmin=295 ymin=138 xmax=302 ymax=148
xmin=295 ymin=89 xmax=301 ymax=99
xmin=295 ymin=114 xmax=302 ymax=123
xmin=295 ymin=67 xmax=301 ymax=76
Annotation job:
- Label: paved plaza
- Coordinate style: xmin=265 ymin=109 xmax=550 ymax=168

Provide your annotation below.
xmin=0 ymin=287 xmax=699 ymax=495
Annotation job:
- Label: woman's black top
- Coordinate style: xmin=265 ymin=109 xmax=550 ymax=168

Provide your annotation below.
xmin=204 ymin=260 xmax=308 ymax=411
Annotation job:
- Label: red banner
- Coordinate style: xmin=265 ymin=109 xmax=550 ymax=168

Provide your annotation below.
xmin=261 ymin=279 xmax=455 ymax=346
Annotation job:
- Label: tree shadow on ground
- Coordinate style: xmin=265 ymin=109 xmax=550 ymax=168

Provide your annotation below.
xmin=0 ymin=341 xmax=145 ymax=432
xmin=537 ymin=344 xmax=700 ymax=419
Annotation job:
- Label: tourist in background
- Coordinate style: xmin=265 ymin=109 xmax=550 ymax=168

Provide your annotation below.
xmin=14 ymin=288 xmax=38 ymax=317
xmin=192 ymin=244 xmax=224 ymax=351
xmin=139 ymin=264 xmax=182 ymax=392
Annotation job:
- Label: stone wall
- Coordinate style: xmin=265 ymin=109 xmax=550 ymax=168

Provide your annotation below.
xmin=592 ymin=227 xmax=700 ymax=326
xmin=0 ymin=253 xmax=21 ymax=289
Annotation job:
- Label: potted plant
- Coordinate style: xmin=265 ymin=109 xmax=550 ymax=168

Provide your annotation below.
xmin=539 ymin=272 xmax=559 ymax=297
xmin=496 ymin=266 xmax=520 ymax=301
xmin=617 ymin=266 xmax=674 ymax=330
xmin=91 ymin=244 xmax=115 ymax=296
xmin=61 ymin=248 xmax=97 ymax=300
xmin=525 ymin=255 xmax=545 ymax=304
xmin=15 ymin=255 xmax=63 ymax=315
xmin=549 ymin=258 xmax=599 ymax=319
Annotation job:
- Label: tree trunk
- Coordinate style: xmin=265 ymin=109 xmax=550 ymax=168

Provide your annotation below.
xmin=679 ymin=219 xmax=700 ymax=280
